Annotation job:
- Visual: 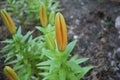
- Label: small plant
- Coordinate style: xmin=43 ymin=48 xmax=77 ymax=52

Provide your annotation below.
xmin=1 ymin=3 xmax=93 ymax=80
xmin=1 ymin=10 xmax=44 ymax=80
xmin=4 ymin=0 xmax=60 ymax=26
xmin=36 ymin=12 xmax=93 ymax=80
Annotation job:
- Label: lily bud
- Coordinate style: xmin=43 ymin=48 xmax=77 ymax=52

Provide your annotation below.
xmin=45 ymin=33 xmax=56 ymax=50
xmin=40 ymin=4 xmax=48 ymax=27
xmin=49 ymin=11 xmax=55 ymax=25
xmin=4 ymin=66 xmax=18 ymax=80
xmin=0 ymin=10 xmax=16 ymax=35
xmin=55 ymin=12 xmax=67 ymax=51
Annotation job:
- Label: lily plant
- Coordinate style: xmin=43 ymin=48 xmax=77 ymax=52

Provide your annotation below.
xmin=0 ymin=3 xmax=93 ymax=80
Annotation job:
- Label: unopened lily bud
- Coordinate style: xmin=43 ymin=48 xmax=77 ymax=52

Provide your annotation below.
xmin=49 ymin=11 xmax=55 ymax=25
xmin=40 ymin=4 xmax=48 ymax=27
xmin=4 ymin=66 xmax=18 ymax=80
xmin=45 ymin=33 xmax=55 ymax=50
xmin=55 ymin=12 xmax=67 ymax=51
xmin=0 ymin=10 xmax=16 ymax=35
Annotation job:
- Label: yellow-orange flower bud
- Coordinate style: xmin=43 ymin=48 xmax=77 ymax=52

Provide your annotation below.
xmin=40 ymin=4 xmax=48 ymax=27
xmin=55 ymin=12 xmax=67 ymax=51
xmin=0 ymin=10 xmax=16 ymax=35
xmin=4 ymin=66 xmax=18 ymax=80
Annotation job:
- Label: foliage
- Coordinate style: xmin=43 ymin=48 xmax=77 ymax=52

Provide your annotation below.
xmin=37 ymin=40 xmax=93 ymax=80
xmin=1 ymin=2 xmax=93 ymax=80
xmin=1 ymin=27 xmax=45 ymax=79
xmin=4 ymin=0 xmax=60 ymax=26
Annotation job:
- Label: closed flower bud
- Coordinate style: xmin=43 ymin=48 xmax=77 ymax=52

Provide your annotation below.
xmin=45 ymin=33 xmax=56 ymax=50
xmin=55 ymin=12 xmax=67 ymax=51
xmin=49 ymin=11 xmax=55 ymax=25
xmin=0 ymin=10 xmax=16 ymax=35
xmin=40 ymin=4 xmax=48 ymax=27
xmin=4 ymin=66 xmax=18 ymax=80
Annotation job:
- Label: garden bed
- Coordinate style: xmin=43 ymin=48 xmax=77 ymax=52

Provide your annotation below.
xmin=0 ymin=0 xmax=120 ymax=80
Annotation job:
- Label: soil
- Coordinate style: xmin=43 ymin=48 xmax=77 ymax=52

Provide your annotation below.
xmin=60 ymin=0 xmax=120 ymax=80
xmin=1 ymin=0 xmax=120 ymax=80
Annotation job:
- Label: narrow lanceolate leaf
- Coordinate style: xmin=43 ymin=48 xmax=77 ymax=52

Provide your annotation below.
xmin=4 ymin=66 xmax=18 ymax=80
xmin=0 ymin=10 xmax=16 ymax=35
xmin=64 ymin=40 xmax=77 ymax=58
xmin=75 ymin=58 xmax=89 ymax=64
xmin=40 ymin=4 xmax=48 ymax=27
xmin=59 ymin=68 xmax=66 ymax=80
xmin=49 ymin=11 xmax=55 ymax=25
xmin=55 ymin=12 xmax=67 ymax=51
xmin=78 ymin=66 xmax=93 ymax=79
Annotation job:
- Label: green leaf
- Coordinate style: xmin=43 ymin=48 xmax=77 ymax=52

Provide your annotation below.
xmin=43 ymin=72 xmax=58 ymax=80
xmin=4 ymin=50 xmax=16 ymax=62
xmin=39 ymin=72 xmax=49 ymax=76
xmin=21 ymin=31 xmax=33 ymax=43
xmin=36 ymin=26 xmax=45 ymax=33
xmin=78 ymin=66 xmax=93 ymax=79
xmin=0 ymin=45 xmax=11 ymax=53
xmin=28 ymin=35 xmax=33 ymax=42
xmin=68 ymin=61 xmax=82 ymax=72
xmin=37 ymin=66 xmax=49 ymax=70
xmin=18 ymin=65 xmax=32 ymax=80
xmin=75 ymin=58 xmax=89 ymax=64
xmin=59 ymin=68 xmax=66 ymax=80
xmin=70 ymin=55 xmax=78 ymax=61
xmin=67 ymin=73 xmax=79 ymax=80
xmin=16 ymin=26 xmax=22 ymax=36
xmin=6 ymin=59 xmax=18 ymax=65
xmin=4 ymin=53 xmax=14 ymax=62
xmin=13 ymin=61 xmax=23 ymax=70
xmin=64 ymin=40 xmax=77 ymax=58
xmin=37 ymin=60 xmax=51 ymax=66
xmin=0 ymin=39 xmax=13 ymax=43
xmin=42 ymin=49 xmax=54 ymax=60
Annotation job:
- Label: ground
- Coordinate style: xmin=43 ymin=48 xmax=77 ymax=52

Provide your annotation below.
xmin=60 ymin=0 xmax=120 ymax=80
xmin=0 ymin=0 xmax=120 ymax=80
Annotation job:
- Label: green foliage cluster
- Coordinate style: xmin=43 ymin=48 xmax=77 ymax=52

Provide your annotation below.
xmin=1 ymin=27 xmax=93 ymax=80
xmin=1 ymin=1 xmax=93 ymax=80
xmin=1 ymin=27 xmax=44 ymax=80
xmin=4 ymin=0 xmax=60 ymax=25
